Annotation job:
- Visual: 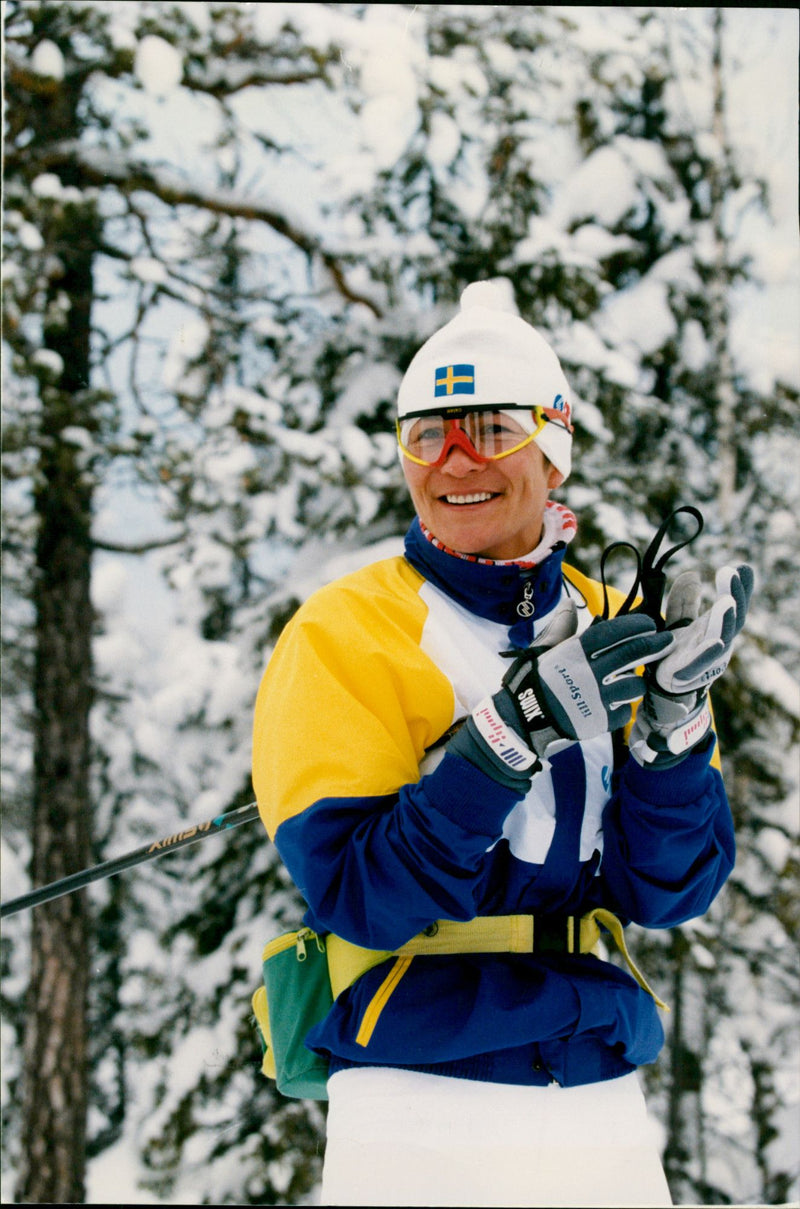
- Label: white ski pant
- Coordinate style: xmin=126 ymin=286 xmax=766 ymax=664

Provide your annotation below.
xmin=320 ymin=1067 xmax=673 ymax=1207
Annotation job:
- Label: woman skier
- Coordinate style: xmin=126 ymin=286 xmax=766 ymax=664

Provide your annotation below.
xmin=253 ymin=281 xmax=752 ymax=1206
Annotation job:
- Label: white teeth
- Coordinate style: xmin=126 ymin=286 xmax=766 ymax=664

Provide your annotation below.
xmin=444 ymin=493 xmax=494 ymax=505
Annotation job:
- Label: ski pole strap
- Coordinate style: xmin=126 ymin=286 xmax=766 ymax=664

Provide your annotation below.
xmin=599 ymin=505 xmax=704 ymax=628
xmin=599 ymin=540 xmax=643 ymax=621
xmin=634 ymin=505 xmax=704 ymax=627
xmin=325 ymin=909 xmax=668 ymax=1010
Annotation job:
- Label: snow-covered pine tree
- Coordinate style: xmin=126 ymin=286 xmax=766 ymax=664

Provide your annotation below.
xmin=3 ymin=1 xmax=112 ymax=1195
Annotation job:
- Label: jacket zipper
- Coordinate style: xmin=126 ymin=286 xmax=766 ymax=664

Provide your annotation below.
xmin=261 ymin=927 xmax=324 ymax=964
xmin=355 ymin=956 xmax=413 ymax=1047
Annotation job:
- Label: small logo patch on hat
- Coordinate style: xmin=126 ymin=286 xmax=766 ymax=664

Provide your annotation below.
xmin=435 ymin=364 xmax=475 ymax=397
xmin=551 ymin=393 xmax=572 ymax=426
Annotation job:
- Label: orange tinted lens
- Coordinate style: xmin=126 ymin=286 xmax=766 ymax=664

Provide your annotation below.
xmin=461 ymin=412 xmax=531 ymax=457
xmin=399 ymin=409 xmax=541 ymax=464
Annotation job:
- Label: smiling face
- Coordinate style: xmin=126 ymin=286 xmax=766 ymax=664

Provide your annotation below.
xmin=402 ymin=438 xmax=564 ymax=560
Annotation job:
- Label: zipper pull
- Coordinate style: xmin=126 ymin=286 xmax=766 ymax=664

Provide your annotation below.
xmin=517 ymin=580 xmax=535 ymax=619
xmin=295 ymin=928 xmax=325 ymax=960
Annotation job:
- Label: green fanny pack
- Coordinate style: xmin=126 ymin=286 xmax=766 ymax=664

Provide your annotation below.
xmin=253 ymin=929 xmax=332 ymax=1100
xmin=251 ymin=909 xmax=667 ymax=1101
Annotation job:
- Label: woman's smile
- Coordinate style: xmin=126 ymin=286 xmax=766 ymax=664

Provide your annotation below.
xmin=403 ymin=443 xmax=562 ymax=560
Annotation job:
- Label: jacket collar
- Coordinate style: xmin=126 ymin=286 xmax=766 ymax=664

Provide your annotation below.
xmin=403 ymin=503 xmax=577 ymax=648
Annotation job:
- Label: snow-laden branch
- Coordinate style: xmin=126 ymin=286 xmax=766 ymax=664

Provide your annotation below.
xmin=16 ymin=141 xmax=383 ymax=318
xmin=92 ymin=530 xmax=188 ymax=555
xmin=183 ymin=61 xmax=333 ymax=97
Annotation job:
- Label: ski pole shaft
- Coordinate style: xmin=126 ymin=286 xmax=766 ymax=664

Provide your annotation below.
xmin=0 ymin=800 xmax=261 ymax=919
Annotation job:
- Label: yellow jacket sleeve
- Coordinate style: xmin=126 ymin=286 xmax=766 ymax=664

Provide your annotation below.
xmin=253 ymin=557 xmax=456 ymax=839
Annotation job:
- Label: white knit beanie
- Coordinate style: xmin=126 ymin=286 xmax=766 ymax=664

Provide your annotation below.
xmin=397 ymin=281 xmax=573 ymax=480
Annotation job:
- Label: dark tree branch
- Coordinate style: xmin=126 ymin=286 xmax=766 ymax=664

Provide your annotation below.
xmin=92 ymin=531 xmax=189 ymax=555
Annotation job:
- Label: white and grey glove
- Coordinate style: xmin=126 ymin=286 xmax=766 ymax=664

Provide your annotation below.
xmin=629 ymin=563 xmax=754 ymax=769
xmin=450 ymin=604 xmax=674 ymax=788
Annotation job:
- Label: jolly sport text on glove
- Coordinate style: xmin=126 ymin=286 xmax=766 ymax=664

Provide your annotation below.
xmin=629 ymin=563 xmax=754 ymax=769
xmin=449 ymin=611 xmax=675 ymax=788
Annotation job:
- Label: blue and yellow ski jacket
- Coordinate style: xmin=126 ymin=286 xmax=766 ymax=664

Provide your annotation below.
xmin=253 ymin=517 xmax=735 ymax=1088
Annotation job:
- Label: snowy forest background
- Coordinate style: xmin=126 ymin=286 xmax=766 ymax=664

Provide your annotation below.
xmin=1 ymin=3 xmax=799 ymax=1205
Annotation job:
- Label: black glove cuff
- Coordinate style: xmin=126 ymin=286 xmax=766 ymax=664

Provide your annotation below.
xmin=449 ymin=702 xmax=543 ymax=790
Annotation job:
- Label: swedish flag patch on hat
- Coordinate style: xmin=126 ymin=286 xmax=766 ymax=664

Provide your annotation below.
xmin=434 ymin=364 xmax=475 ymax=397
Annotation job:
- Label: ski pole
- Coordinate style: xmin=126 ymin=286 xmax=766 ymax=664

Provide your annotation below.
xmin=0 ymin=800 xmax=261 ymax=919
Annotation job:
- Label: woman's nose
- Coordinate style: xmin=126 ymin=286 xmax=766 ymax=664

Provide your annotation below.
xmin=439 ymin=443 xmax=484 ymax=474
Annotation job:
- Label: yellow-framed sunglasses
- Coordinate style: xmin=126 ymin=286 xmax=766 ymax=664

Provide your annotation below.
xmin=396 ymin=404 xmax=572 ymax=467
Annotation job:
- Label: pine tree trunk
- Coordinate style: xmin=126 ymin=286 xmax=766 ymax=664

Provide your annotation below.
xmin=709 ymin=7 xmax=738 ymax=524
xmin=15 ymin=194 xmax=98 ymax=1207
xmin=663 ymin=928 xmax=690 ymax=1202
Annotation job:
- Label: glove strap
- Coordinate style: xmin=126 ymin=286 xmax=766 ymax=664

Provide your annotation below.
xmin=630 ymin=698 xmax=712 ymax=767
xmin=663 ymin=701 xmax=712 ymax=755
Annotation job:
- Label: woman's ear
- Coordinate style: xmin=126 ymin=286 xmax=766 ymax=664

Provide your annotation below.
xmin=547 ymin=464 xmax=565 ymax=490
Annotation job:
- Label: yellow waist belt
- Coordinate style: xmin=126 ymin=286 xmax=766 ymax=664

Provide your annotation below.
xmin=325 ymin=908 xmax=668 ymax=1011
xmin=253 ymin=908 xmax=668 ymax=1092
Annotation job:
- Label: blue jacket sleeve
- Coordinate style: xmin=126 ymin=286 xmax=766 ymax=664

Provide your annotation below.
xmin=275 ymin=751 xmax=526 ymax=950
xmin=598 ymin=737 xmax=735 ymax=927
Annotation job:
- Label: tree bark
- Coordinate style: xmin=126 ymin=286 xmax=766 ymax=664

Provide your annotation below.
xmin=663 ymin=928 xmax=690 ymax=1202
xmin=16 ymin=214 xmax=97 ymax=1204
xmin=709 ymin=7 xmax=738 ymax=525
xmin=14 ymin=38 xmax=98 ymax=1195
